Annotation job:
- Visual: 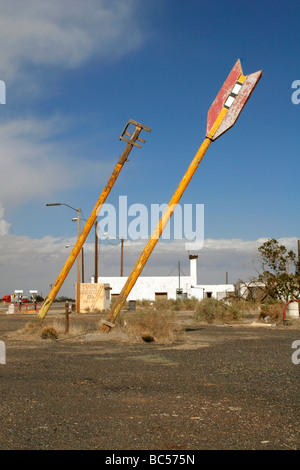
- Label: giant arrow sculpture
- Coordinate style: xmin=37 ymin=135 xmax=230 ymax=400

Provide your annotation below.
xmin=101 ymin=59 xmax=263 ymax=332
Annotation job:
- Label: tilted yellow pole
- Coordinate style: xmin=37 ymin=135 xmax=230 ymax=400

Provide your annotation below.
xmin=76 ymin=208 xmax=81 ymax=313
xmin=100 ymin=137 xmax=212 ymax=332
xmin=101 ymin=59 xmax=262 ymax=332
xmin=39 ymin=123 xmax=149 ymax=319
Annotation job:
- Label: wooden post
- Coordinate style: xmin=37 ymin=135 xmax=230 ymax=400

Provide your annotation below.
xmin=95 ymin=221 xmax=98 ymax=283
xmin=121 ymin=237 xmax=124 ymax=277
xmin=81 ymin=247 xmax=84 ymax=284
xmin=65 ymin=303 xmax=69 ymax=334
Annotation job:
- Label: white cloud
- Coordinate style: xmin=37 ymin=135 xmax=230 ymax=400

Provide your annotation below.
xmin=0 ymin=234 xmax=298 ymax=298
xmin=0 ymin=115 xmax=111 ymax=207
xmin=0 ymin=0 xmax=143 ymax=79
xmin=0 ymin=203 xmax=10 ymax=235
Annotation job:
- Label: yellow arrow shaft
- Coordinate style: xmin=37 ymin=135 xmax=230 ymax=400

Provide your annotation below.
xmin=102 ymin=137 xmax=212 ymax=330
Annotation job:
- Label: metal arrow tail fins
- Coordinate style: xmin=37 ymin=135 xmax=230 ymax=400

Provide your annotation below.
xmin=206 ymin=59 xmax=263 ymax=141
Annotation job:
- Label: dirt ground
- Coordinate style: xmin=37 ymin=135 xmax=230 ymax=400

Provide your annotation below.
xmin=0 ymin=304 xmax=299 ymax=451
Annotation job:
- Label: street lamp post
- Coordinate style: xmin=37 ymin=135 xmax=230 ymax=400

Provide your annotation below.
xmin=46 ymin=203 xmax=82 ymax=313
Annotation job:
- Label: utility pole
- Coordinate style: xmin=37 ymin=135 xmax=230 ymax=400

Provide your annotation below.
xmin=81 ymin=247 xmax=84 ymax=284
xmin=39 ymin=120 xmax=151 ymax=319
xmin=121 ymin=237 xmax=124 ymax=277
xmin=95 ymin=221 xmax=98 ymax=283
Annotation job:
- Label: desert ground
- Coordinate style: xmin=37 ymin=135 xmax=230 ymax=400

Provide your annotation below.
xmin=0 ymin=302 xmax=299 ymax=451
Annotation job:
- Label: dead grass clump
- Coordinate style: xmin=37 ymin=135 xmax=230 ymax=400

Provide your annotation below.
xmin=22 ymin=317 xmax=48 ymax=339
xmin=41 ymin=326 xmax=58 ymax=340
xmin=50 ymin=320 xmax=88 ymax=336
xmin=125 ymin=308 xmax=182 ymax=344
xmin=16 ymin=317 xmax=89 ymax=341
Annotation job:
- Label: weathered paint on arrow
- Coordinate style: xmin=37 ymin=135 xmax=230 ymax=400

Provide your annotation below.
xmin=206 ymin=59 xmax=243 ymax=138
xmin=206 ymin=59 xmax=262 ymax=141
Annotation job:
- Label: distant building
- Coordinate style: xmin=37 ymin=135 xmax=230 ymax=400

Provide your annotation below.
xmin=95 ymin=255 xmax=235 ymax=302
xmin=234 ymin=281 xmax=266 ymax=301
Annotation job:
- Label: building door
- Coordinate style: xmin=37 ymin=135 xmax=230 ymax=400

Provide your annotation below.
xmin=155 ymin=292 xmax=168 ymax=301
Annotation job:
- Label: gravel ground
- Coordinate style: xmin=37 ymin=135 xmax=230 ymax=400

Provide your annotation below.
xmin=0 ymin=309 xmax=299 ymax=451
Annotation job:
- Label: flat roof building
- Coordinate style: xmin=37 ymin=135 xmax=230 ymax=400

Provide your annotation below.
xmin=95 ymin=255 xmax=234 ymax=302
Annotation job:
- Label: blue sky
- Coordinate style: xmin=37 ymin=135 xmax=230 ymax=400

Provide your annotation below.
xmin=0 ymin=0 xmax=299 ymax=297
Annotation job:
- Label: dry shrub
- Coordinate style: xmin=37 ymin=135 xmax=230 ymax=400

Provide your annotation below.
xmin=41 ymin=326 xmax=58 ymax=340
xmin=232 ymin=299 xmax=260 ymax=314
xmin=125 ymin=308 xmax=182 ymax=344
xmin=172 ymin=297 xmax=201 ymax=311
xmin=195 ymin=298 xmax=245 ymax=324
xmin=154 ymin=299 xmax=175 ymax=310
xmin=259 ymin=301 xmax=285 ymax=322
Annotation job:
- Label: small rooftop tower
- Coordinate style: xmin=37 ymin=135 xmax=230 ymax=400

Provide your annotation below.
xmin=189 ymin=254 xmax=198 ymax=287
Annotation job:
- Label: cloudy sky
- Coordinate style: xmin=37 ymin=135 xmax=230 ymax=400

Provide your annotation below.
xmin=0 ymin=0 xmax=299 ymax=298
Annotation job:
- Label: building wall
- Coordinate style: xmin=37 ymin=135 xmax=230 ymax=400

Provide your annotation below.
xmin=97 ymin=276 xmax=191 ymax=301
xmin=96 ymin=254 xmax=234 ymax=302
xmin=97 ymin=276 xmax=234 ymax=302
xmin=198 ymin=284 xmax=235 ymax=300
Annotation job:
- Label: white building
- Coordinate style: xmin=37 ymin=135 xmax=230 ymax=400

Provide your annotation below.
xmin=96 ymin=255 xmax=235 ymax=302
